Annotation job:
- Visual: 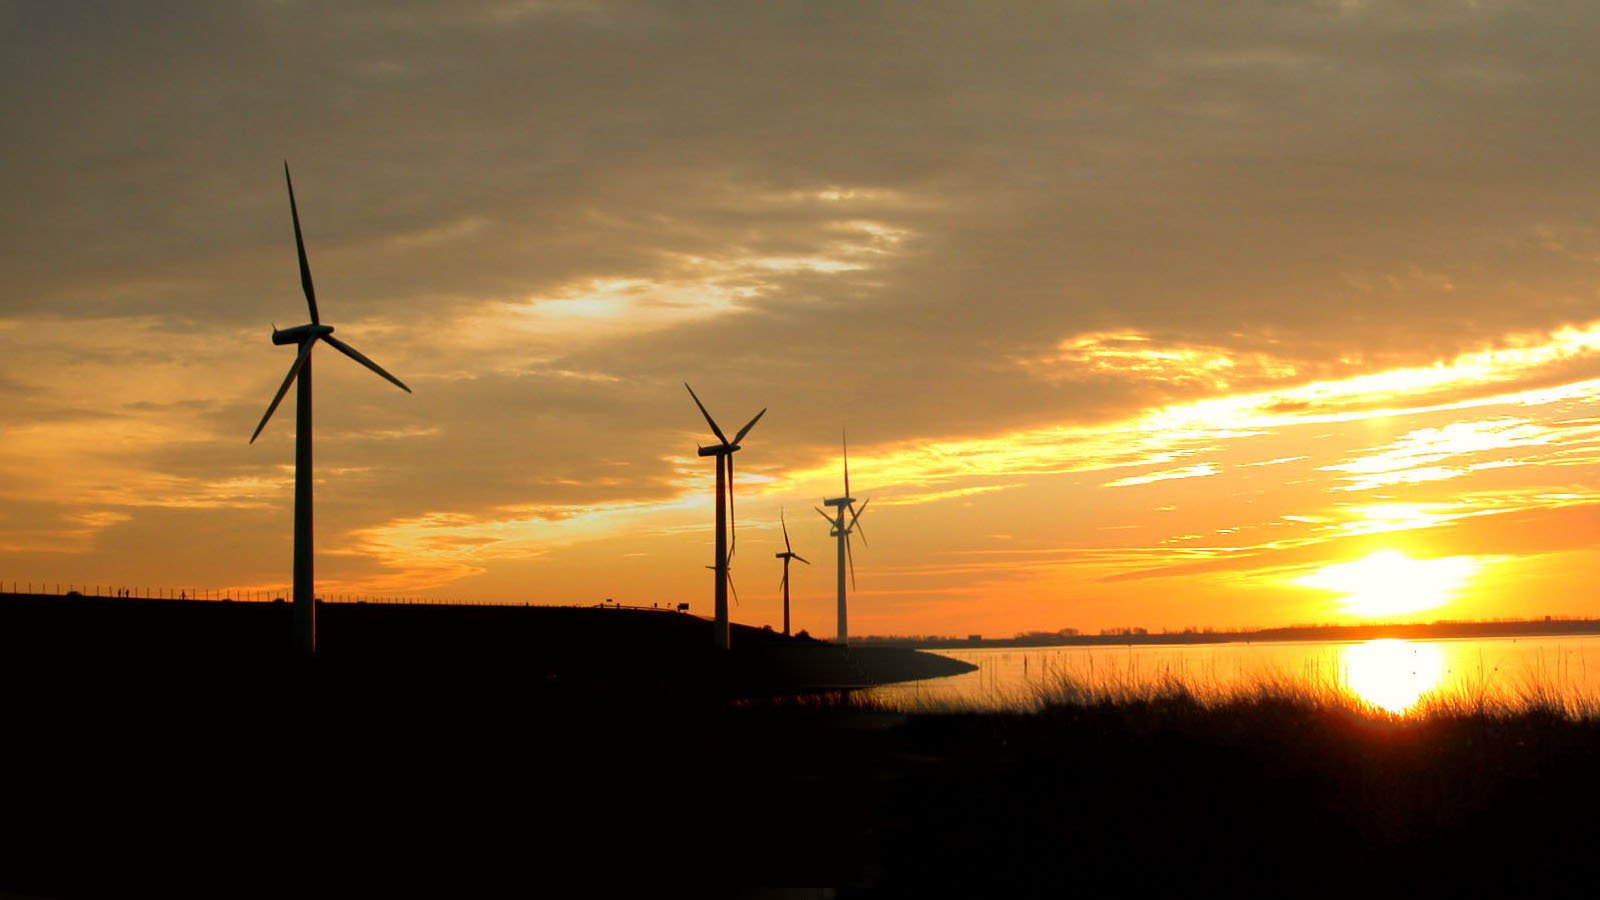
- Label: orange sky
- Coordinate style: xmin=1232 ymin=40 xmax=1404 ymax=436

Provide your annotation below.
xmin=5 ymin=2 xmax=1600 ymax=637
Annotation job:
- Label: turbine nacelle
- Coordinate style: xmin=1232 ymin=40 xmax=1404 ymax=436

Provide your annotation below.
xmin=697 ymin=443 xmax=740 ymax=457
xmin=823 ymin=496 xmax=854 ymax=509
xmin=272 ymin=323 xmax=335 ymax=345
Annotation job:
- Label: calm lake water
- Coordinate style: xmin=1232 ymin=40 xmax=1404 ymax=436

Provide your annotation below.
xmin=864 ymin=635 xmax=1600 ymax=716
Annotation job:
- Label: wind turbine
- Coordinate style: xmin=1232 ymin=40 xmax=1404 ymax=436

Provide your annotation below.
xmin=686 ymin=383 xmax=765 ymax=651
xmin=774 ymin=509 xmax=809 ymax=636
xmin=251 ymin=163 xmax=412 ymax=655
xmin=816 ymin=431 xmax=868 ymax=644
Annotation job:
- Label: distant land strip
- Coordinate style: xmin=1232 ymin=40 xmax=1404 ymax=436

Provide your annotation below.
xmin=861 ymin=618 xmax=1600 ymax=649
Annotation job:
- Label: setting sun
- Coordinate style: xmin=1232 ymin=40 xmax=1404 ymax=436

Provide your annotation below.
xmin=1294 ymin=550 xmax=1485 ymax=619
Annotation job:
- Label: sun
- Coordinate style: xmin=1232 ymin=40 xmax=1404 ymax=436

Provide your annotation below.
xmin=1293 ymin=549 xmax=1483 ymax=619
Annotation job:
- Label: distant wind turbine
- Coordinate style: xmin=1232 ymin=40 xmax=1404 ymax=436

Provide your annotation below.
xmin=251 ymin=163 xmax=412 ymax=655
xmin=816 ymin=431 xmax=868 ymax=644
xmin=774 ymin=509 xmax=809 ymax=636
xmin=686 ymin=382 xmax=765 ymax=651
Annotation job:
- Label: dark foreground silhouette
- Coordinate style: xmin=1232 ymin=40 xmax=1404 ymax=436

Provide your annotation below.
xmin=3 ymin=595 xmax=1598 ymax=897
xmin=0 ymin=593 xmax=972 ymax=695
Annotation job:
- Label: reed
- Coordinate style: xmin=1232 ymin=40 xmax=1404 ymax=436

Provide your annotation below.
xmin=945 ymin=657 xmax=1600 ymax=722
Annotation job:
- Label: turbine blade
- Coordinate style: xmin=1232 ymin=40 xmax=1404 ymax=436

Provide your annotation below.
xmin=846 ymin=533 xmax=857 ymax=591
xmin=795 ymin=554 xmax=810 ymax=565
xmin=250 ymin=339 xmax=315 ymax=443
xmin=815 ymin=506 xmax=834 ymax=526
xmin=848 ymin=498 xmax=870 ymax=547
xmin=782 ymin=508 xmax=792 ymax=553
xmin=728 ymin=569 xmax=741 ymax=608
xmin=842 ymin=428 xmax=850 ymax=499
xmin=778 ymin=568 xmax=787 ymax=595
xmin=725 ymin=453 xmax=737 ymax=567
xmin=684 ymin=382 xmax=728 ymax=445
xmin=324 ymin=334 xmax=412 ymax=393
xmin=732 ymin=407 xmax=766 ymax=445
xmin=284 ymin=162 xmax=320 ymax=326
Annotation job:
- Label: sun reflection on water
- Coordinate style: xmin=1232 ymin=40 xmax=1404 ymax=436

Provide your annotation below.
xmin=1339 ymin=639 xmax=1445 ymax=714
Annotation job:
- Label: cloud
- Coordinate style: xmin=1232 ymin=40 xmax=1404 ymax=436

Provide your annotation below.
xmin=9 ymin=2 xmax=1600 ymax=631
xmin=1103 ymin=464 xmax=1222 ymax=489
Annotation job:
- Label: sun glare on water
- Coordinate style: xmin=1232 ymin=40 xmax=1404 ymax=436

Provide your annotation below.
xmin=1339 ymin=639 xmax=1447 ymax=714
xmin=1294 ymin=549 xmax=1483 ymax=619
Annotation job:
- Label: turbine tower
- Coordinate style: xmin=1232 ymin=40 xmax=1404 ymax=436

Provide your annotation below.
xmin=816 ymin=431 xmax=868 ymax=644
xmin=774 ymin=509 xmax=809 ymax=636
xmin=251 ymin=163 xmax=412 ymax=655
xmin=686 ymin=383 xmax=765 ymax=651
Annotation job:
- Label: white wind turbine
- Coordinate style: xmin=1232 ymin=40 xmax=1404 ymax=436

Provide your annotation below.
xmin=816 ymin=431 xmax=868 ymax=644
xmin=251 ymin=163 xmax=412 ymax=655
xmin=686 ymin=383 xmax=766 ymax=651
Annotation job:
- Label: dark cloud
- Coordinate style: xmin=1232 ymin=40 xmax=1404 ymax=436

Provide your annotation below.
xmin=10 ymin=1 xmax=1600 ymax=345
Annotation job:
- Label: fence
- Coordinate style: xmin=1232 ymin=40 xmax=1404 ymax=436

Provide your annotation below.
xmin=0 ymin=582 xmax=476 ymax=606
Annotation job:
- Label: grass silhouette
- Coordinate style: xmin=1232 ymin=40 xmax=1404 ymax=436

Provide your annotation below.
xmin=3 ymin=597 xmax=1598 ymax=896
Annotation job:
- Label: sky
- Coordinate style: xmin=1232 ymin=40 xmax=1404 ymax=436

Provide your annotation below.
xmin=5 ymin=0 xmax=1600 ymax=638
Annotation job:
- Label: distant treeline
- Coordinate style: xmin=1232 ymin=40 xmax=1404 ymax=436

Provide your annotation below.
xmin=859 ymin=617 xmax=1600 ymax=648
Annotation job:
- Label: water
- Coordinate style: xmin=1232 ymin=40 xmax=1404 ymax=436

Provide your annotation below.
xmin=864 ymin=635 xmax=1600 ymax=716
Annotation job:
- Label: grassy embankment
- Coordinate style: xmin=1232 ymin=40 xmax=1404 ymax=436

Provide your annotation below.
xmin=4 ymin=593 xmax=1599 ymax=896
